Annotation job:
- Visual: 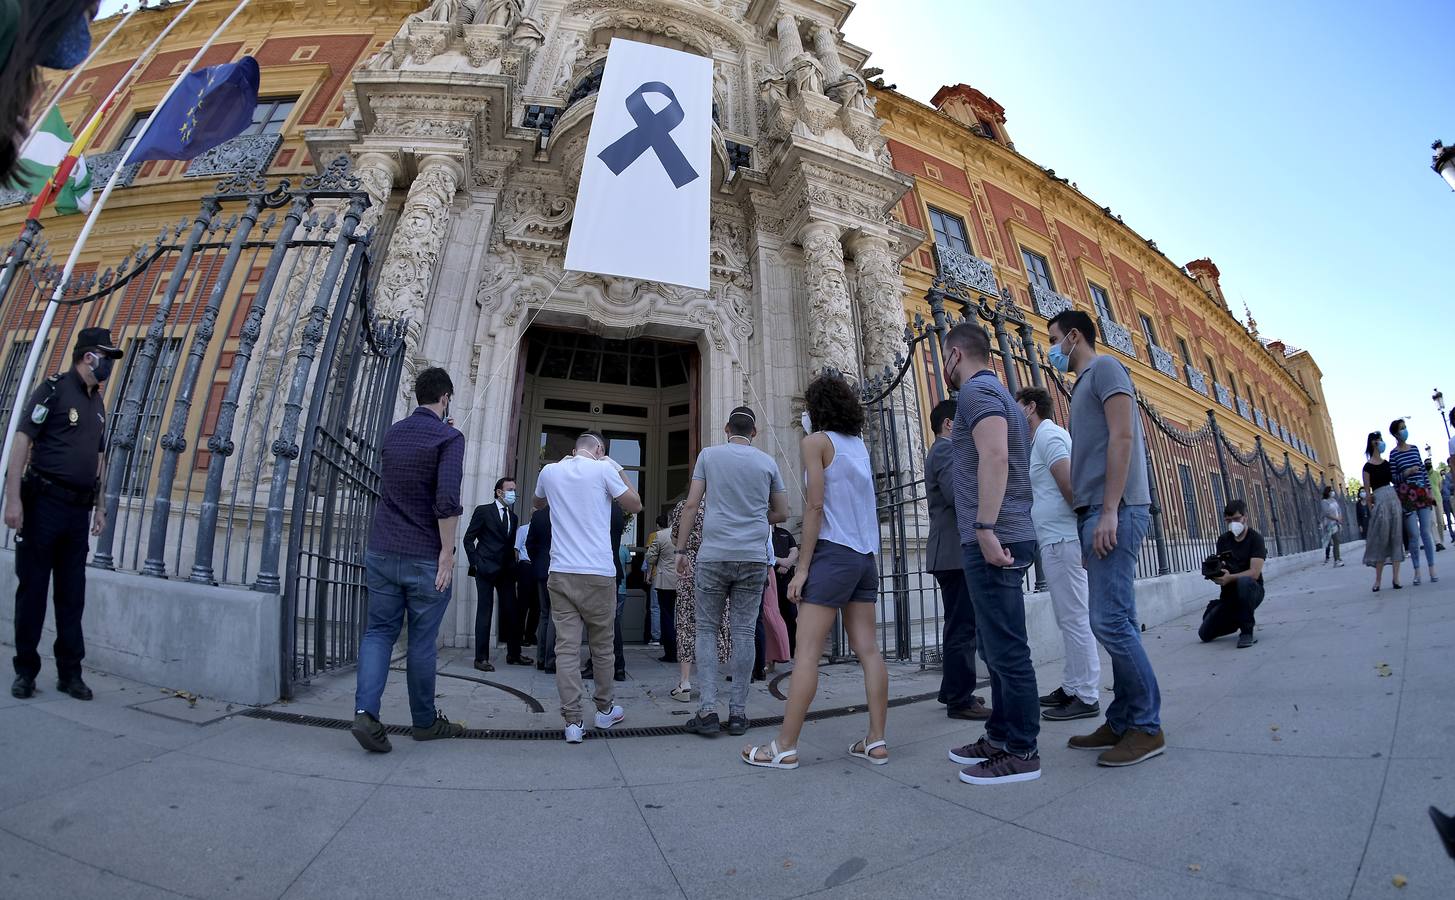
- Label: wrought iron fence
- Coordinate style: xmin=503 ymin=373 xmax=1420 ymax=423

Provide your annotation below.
xmin=0 ymin=158 xmax=406 ymax=696
xmin=855 ymin=269 xmax=1354 ymax=665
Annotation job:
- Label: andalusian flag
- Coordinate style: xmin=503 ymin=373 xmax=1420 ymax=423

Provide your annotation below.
xmin=13 ymin=107 xmax=93 ymax=216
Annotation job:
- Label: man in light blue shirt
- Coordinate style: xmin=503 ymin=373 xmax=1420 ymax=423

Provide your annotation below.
xmin=1018 ymin=387 xmax=1099 ymax=722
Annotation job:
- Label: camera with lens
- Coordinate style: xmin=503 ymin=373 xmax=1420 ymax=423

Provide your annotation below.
xmin=1201 ymin=551 xmax=1233 ymax=580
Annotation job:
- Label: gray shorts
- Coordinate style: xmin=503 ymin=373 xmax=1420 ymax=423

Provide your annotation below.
xmin=802 ymin=540 xmax=878 ymax=608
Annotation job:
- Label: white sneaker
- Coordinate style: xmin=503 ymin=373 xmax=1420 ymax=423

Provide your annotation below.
xmin=670 ymin=682 xmax=693 ymax=702
xmin=564 ymin=722 xmax=584 ymax=743
xmin=594 ymin=705 xmax=625 ymax=730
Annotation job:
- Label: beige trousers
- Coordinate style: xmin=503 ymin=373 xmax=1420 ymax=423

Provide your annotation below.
xmin=547 ymin=571 xmax=617 ymax=724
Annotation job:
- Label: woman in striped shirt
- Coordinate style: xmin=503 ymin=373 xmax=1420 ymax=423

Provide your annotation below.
xmin=1389 ymin=419 xmax=1438 ymax=585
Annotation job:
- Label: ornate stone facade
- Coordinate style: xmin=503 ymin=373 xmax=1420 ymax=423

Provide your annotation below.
xmin=314 ymin=0 xmax=917 ymax=646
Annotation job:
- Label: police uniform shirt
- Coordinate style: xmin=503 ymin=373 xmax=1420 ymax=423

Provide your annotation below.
xmin=17 ymin=370 xmax=105 ymax=490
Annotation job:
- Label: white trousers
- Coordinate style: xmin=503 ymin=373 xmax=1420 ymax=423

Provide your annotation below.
xmin=1041 ymin=538 xmax=1100 ymax=705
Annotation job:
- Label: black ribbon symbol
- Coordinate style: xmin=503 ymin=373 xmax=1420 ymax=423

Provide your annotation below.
xmin=597 ymin=81 xmax=699 ymax=189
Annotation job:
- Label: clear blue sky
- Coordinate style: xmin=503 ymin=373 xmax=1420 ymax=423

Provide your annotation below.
xmin=843 ymin=0 xmax=1452 ymax=479
xmin=93 ymin=0 xmax=1450 ymax=476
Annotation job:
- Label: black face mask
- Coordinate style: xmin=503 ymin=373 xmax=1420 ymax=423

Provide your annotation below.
xmin=90 ymin=355 xmax=114 ymax=383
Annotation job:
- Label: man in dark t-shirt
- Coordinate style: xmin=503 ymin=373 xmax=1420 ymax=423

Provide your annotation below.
xmin=1199 ymin=499 xmax=1267 ymax=648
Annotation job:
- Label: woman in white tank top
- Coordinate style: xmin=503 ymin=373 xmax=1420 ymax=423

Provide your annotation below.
xmin=742 ymin=374 xmax=889 ymax=770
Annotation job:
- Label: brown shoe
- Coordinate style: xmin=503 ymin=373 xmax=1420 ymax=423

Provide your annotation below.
xmin=947 ymin=696 xmax=991 ymax=720
xmin=1067 ymin=722 xmax=1121 ymax=751
xmin=1096 ymin=729 xmax=1165 ymax=767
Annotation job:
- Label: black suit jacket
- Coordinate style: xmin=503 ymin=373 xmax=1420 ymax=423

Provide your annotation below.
xmin=525 ymin=507 xmax=551 ymax=582
xmin=464 ymin=501 xmax=517 ymax=578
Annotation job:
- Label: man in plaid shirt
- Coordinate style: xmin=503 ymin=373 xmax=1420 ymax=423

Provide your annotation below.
xmin=350 ymin=367 xmax=467 ymax=752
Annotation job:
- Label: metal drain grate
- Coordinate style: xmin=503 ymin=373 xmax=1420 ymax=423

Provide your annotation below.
xmin=242 ymin=690 xmax=941 ymax=741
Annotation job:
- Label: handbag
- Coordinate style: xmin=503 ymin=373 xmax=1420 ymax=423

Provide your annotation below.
xmin=1395 ymin=482 xmax=1431 ymax=513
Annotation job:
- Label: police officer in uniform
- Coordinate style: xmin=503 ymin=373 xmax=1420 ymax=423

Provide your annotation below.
xmin=6 ymin=327 xmax=121 ymax=700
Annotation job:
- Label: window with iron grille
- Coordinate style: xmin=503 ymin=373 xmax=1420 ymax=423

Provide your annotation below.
xmin=1022 ymin=248 xmax=1054 ymax=292
xmin=0 ymin=340 xmax=40 ymax=433
xmin=928 ymin=207 xmax=971 ymax=256
xmin=1088 ymin=282 xmax=1115 ymax=322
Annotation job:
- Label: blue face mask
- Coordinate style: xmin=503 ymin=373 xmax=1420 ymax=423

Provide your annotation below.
xmin=1395 ymin=428 xmax=1408 ymax=442
xmin=1376 ymin=440 xmax=1387 ymax=454
xmin=503 ymin=490 xmax=517 ymax=506
xmin=1047 ymin=340 xmax=1071 ymax=374
xmin=40 ymin=8 xmax=94 ymax=70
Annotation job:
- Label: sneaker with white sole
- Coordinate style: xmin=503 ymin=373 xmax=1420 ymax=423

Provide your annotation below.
xmin=959 ymin=750 xmax=1042 ymax=785
xmin=564 ymin=722 xmax=584 ymax=743
xmin=670 ymin=682 xmax=694 ymax=703
xmin=594 ymin=705 xmax=625 ymax=730
xmin=948 ymin=735 xmax=1003 ymax=765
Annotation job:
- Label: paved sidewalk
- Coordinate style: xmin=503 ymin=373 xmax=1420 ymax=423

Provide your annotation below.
xmin=1 ymin=560 xmax=1451 ymax=899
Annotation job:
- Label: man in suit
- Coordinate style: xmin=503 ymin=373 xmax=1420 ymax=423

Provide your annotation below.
xmin=526 ymin=506 xmax=555 ymax=672
xmin=464 ymin=477 xmax=532 ymax=671
xmin=926 ymin=399 xmax=989 ymax=721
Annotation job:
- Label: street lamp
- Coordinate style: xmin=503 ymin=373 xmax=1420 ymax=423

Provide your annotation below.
xmin=1435 ymin=141 xmax=1455 ymax=192
xmin=1435 ymin=388 xmax=1452 ymax=442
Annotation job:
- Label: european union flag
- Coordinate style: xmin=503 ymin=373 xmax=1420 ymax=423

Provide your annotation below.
xmin=128 ymin=57 xmax=260 ymax=163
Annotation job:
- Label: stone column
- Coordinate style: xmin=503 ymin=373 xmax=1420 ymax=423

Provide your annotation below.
xmin=352 ymin=150 xmax=400 ymax=235
xmin=376 ymin=154 xmax=465 ymax=342
xmin=810 ymin=22 xmax=846 ymax=85
xmin=800 ymin=221 xmax=858 ymax=378
xmin=775 ymin=12 xmax=804 ymax=67
xmin=848 ymin=232 xmax=907 ymax=375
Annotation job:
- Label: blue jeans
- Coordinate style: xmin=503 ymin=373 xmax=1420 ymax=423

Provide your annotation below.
xmin=1078 ymin=504 xmax=1160 ymax=735
xmin=693 ymin=559 xmax=765 ymax=716
xmin=354 ymin=551 xmax=452 ymax=728
xmin=961 ymin=540 xmax=1039 ymax=755
xmin=1405 ymin=507 xmax=1437 ymax=571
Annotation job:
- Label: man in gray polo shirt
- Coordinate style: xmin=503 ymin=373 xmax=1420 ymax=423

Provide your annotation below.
xmin=1047 ymin=309 xmax=1164 ymax=769
xmin=675 ymin=407 xmax=788 ymax=737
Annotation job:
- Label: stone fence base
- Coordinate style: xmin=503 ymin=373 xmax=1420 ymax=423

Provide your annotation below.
xmin=0 ymin=549 xmax=280 ymax=705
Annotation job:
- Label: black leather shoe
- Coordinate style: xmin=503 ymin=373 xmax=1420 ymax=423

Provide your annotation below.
xmin=506 ymin=655 xmax=535 ymax=667
xmin=11 ymin=674 xmax=35 ymax=699
xmin=57 ymin=677 xmax=93 ymax=701
xmin=473 ymin=659 xmax=495 ymax=673
xmin=543 ymin=663 xmax=556 ymax=674
xmin=613 ymin=669 xmax=627 ymax=682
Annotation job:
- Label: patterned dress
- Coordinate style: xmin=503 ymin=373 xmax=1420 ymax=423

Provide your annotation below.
xmin=669 ymin=499 xmax=730 ymax=665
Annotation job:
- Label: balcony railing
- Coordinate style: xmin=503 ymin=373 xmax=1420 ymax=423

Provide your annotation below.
xmin=1214 ymin=382 xmax=1233 ymax=409
xmin=935 ymin=245 xmax=1000 ymax=298
xmin=1029 ymin=282 xmax=1074 ymax=319
xmin=565 ymin=61 xmax=605 ymax=109
xmin=1254 ymin=408 xmax=1267 ymax=429
xmin=1184 ymin=365 xmax=1209 ymax=396
xmin=185 ymin=133 xmax=284 ymax=178
xmin=1149 ymin=344 xmax=1177 ymax=380
xmin=89 ymin=149 xmax=141 ymax=188
xmin=1236 ymin=397 xmax=1251 ymax=419
xmin=1100 ymin=316 xmax=1137 ymax=358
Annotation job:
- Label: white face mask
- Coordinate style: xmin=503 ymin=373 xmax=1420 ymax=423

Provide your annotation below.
xmin=800 ymin=411 xmax=813 ymax=434
xmin=1228 ymin=521 xmax=1246 ymax=537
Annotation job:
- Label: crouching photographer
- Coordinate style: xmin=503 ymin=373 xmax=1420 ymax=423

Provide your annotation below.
xmin=1198 ymin=500 xmax=1267 ymax=649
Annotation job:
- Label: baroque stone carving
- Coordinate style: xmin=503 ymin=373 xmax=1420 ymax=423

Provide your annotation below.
xmin=495 ymin=182 xmax=574 ymax=251
xmin=409 ymin=0 xmax=472 ymax=25
xmin=407 ymin=22 xmax=452 ymax=64
xmin=801 ymin=222 xmax=858 ymax=377
xmin=462 ymin=28 xmax=502 ymax=67
xmin=376 ymin=156 xmax=463 ymax=340
xmin=480 ymin=0 xmax=522 ymax=28
xmin=851 ymin=234 xmax=907 ymax=374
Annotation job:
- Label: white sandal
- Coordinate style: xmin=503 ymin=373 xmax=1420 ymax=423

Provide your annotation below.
xmin=742 ymin=739 xmax=799 ymax=770
xmin=849 ymin=738 xmax=889 ymax=766
xmin=670 ymin=682 xmax=693 ymax=702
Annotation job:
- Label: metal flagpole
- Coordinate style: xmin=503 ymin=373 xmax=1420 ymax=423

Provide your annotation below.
xmin=18 ymin=4 xmax=140 ymax=153
xmin=0 ymin=0 xmax=253 ymax=517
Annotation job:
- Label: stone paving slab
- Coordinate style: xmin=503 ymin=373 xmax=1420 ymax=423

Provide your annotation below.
xmin=1 ymin=558 xmax=1452 ymax=898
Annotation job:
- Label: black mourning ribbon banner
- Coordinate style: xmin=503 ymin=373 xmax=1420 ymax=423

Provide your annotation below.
xmin=597 ymin=81 xmax=699 ymax=189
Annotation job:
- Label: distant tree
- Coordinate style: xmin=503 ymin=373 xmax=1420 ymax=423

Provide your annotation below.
xmin=1345 ymin=476 xmax=1363 ymax=498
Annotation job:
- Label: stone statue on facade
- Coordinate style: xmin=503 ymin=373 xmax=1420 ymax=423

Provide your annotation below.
xmin=408 ymin=0 xmax=473 ymax=25
xmin=481 ymin=0 xmax=523 ymax=28
xmin=788 ymin=52 xmax=824 ymax=97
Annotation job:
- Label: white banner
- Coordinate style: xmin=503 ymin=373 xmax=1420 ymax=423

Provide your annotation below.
xmin=564 ymin=38 xmax=712 ymax=291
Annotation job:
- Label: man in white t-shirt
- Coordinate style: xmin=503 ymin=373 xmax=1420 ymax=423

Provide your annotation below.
xmin=533 ymin=432 xmax=643 ymax=743
xmin=1017 ymin=387 xmax=1100 ymax=722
